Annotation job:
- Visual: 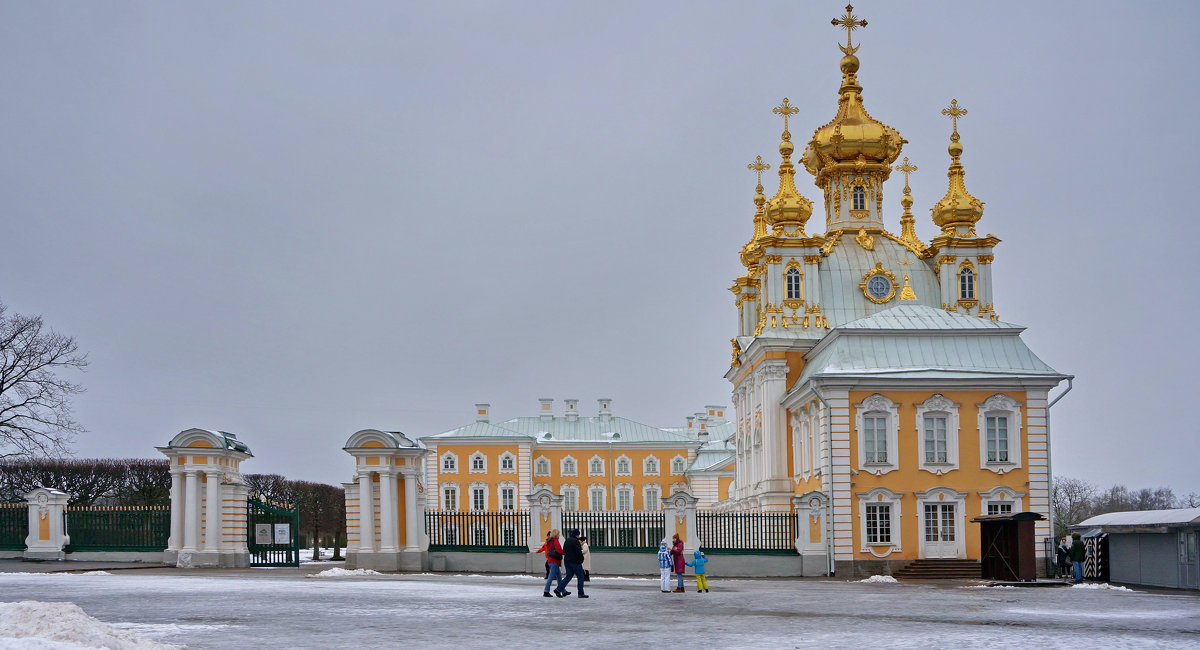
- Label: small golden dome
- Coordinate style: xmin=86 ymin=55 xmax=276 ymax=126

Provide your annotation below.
xmin=931 ymin=99 xmax=984 ymax=232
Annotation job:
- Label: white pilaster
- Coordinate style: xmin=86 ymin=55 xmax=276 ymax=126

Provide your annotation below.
xmin=379 ymin=469 xmax=397 ymax=552
xmin=404 ymin=471 xmax=420 ymax=550
xmin=183 ymin=470 xmax=199 ymax=551
xmin=204 ymin=469 xmax=221 ymax=551
xmin=358 ymin=472 xmax=374 ymax=552
xmin=168 ymin=470 xmax=183 ymax=551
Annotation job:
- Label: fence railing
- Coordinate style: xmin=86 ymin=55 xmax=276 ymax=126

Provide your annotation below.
xmin=695 ymin=511 xmax=797 ymax=554
xmin=0 ymin=503 xmax=27 ymax=550
xmin=425 ymin=510 xmax=530 ymax=552
xmin=63 ymin=506 xmax=170 ymax=552
xmin=561 ymin=511 xmax=665 ymax=552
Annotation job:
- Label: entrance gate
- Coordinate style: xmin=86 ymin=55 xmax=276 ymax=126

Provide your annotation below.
xmin=247 ymin=495 xmax=300 ymax=567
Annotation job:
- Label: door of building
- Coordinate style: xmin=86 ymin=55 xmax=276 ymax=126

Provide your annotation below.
xmin=923 ymin=503 xmax=958 ymax=558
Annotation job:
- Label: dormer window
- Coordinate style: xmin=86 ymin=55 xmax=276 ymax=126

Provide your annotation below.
xmin=959 ymin=266 xmax=975 ymax=300
xmin=852 ymin=186 xmax=866 ymax=210
xmin=785 ymin=267 xmax=802 ymax=300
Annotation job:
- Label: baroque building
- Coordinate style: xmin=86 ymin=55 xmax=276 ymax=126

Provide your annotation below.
xmin=723 ymin=6 xmax=1071 ymax=574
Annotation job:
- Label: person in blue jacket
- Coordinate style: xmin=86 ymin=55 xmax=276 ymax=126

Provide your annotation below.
xmin=686 ymin=550 xmax=710 ymax=593
xmin=657 ymin=540 xmax=672 ymax=593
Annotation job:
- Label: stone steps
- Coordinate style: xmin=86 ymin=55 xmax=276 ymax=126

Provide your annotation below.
xmin=893 ymin=558 xmax=981 ymax=580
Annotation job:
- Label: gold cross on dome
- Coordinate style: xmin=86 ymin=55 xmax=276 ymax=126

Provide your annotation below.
xmin=898 ymin=258 xmax=913 ymax=269
xmin=894 ymin=157 xmax=918 ymax=194
xmin=747 ymin=155 xmax=771 ymax=186
xmin=942 ymin=99 xmax=968 ymax=141
xmin=832 ymin=4 xmax=867 ymax=54
xmin=772 ymin=97 xmax=799 ymax=133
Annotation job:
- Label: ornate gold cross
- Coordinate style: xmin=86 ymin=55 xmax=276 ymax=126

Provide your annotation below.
xmin=942 ymin=99 xmax=968 ymax=141
xmin=747 ymin=155 xmax=771 ymax=186
xmin=898 ymin=258 xmax=913 ymax=269
xmin=894 ymin=157 xmax=918 ymax=194
xmin=832 ymin=4 xmax=867 ymax=54
xmin=773 ymin=97 xmax=799 ymax=134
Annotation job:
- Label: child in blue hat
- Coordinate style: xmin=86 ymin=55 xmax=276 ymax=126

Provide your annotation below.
xmin=686 ymin=549 xmax=710 ymax=593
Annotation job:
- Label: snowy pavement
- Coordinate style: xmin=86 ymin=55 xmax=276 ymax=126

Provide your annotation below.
xmin=1 ymin=569 xmax=1198 ymax=649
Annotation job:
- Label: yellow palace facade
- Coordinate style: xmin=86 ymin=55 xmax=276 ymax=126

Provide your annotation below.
xmin=723 ymin=6 xmax=1070 ymax=573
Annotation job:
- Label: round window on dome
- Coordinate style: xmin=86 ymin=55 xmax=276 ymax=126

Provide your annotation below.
xmin=860 ymin=263 xmax=898 ymax=304
xmin=867 ymin=276 xmax=891 ymax=300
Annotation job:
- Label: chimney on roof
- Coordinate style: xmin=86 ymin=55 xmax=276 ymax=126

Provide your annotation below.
xmin=598 ymin=398 xmax=612 ymax=423
xmin=565 ymin=398 xmax=579 ymax=422
xmin=705 ymin=405 xmax=727 ymax=422
xmin=697 ymin=416 xmax=710 ymax=442
xmin=475 ymin=403 xmax=490 ymax=423
xmin=686 ymin=415 xmax=694 ymax=434
xmin=539 ymin=398 xmax=554 ymax=422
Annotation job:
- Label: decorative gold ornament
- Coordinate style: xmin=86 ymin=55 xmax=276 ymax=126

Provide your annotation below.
xmin=765 ymin=255 xmax=783 ymax=264
xmin=832 ymin=4 xmax=867 ymax=55
xmin=766 ymin=98 xmax=814 ymax=233
xmin=931 ymin=99 xmax=985 ymax=233
xmin=741 ymin=155 xmax=772 ymax=268
xmin=978 ymin=255 xmax=994 ymax=264
xmin=854 ymin=228 xmax=875 ymax=250
xmin=772 ymin=98 xmax=800 ymax=135
xmin=730 ymin=338 xmax=742 ymax=368
xmin=937 ymin=255 xmax=957 ymax=266
xmin=859 ymin=262 xmax=898 ymax=304
xmin=894 ymin=156 xmax=925 ymax=250
xmin=804 ymin=255 xmax=822 ymax=264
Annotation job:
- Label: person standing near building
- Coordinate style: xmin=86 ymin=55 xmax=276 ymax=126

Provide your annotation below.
xmin=579 ymin=534 xmax=591 ymax=584
xmin=556 ymin=528 xmax=588 ymax=598
xmin=657 ymin=540 xmax=672 ymax=592
xmin=1056 ymin=536 xmax=1072 ymax=579
xmin=1069 ymin=532 xmax=1086 ymax=583
xmin=536 ymin=530 xmax=553 ymax=579
xmin=542 ymin=529 xmax=564 ymax=597
xmin=670 ymin=533 xmax=686 ymax=593
xmin=686 ymin=550 xmax=710 ymax=592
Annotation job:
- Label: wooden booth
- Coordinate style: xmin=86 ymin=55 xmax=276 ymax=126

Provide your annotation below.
xmin=973 ymin=511 xmax=1045 ymax=582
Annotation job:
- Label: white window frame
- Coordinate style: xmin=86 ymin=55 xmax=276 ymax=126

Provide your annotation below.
xmin=561 ymin=455 xmax=578 ymax=476
xmin=959 ymin=266 xmax=975 ymax=300
xmin=977 ymin=394 xmax=1023 ymax=473
xmin=441 ymin=452 xmax=458 ymax=473
xmin=561 ymin=484 xmax=579 ymax=511
xmin=469 ymin=481 xmax=488 ymax=511
xmin=799 ymin=416 xmax=811 ymax=476
xmin=534 ymin=456 xmax=550 ymax=476
xmin=854 ymin=394 xmax=900 ymax=475
xmin=498 ymin=452 xmax=516 ymax=473
xmin=588 ymin=484 xmax=606 ymax=511
xmin=978 ymin=485 xmax=1025 ymax=516
xmin=643 ymin=455 xmax=660 ymax=475
xmin=469 ymin=451 xmax=487 ymax=474
xmin=856 ymin=487 xmax=903 ymax=554
xmin=643 ymin=483 xmax=661 ymax=511
xmin=852 ymin=185 xmax=866 ymax=210
xmin=615 ymin=483 xmax=633 ymax=511
xmin=785 ymin=267 xmax=802 ymax=300
xmin=915 ymin=487 xmax=968 ymax=559
xmin=670 ymin=455 xmax=687 ymax=475
xmin=915 ymin=394 xmax=961 ymax=475
xmin=588 ymin=455 xmax=605 ymax=477
xmin=498 ymin=481 xmax=517 ymax=510
xmin=615 ymin=455 xmax=633 ymax=476
xmin=441 ymin=482 xmax=459 ymax=511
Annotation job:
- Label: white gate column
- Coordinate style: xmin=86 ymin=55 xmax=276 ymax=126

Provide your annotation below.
xmin=358 ymin=472 xmax=374 ymax=552
xmin=168 ymin=470 xmax=183 ymax=551
xmin=183 ymin=470 xmax=200 ymax=551
xmin=379 ymin=469 xmax=397 ymax=552
xmin=204 ymin=470 xmax=221 ymax=551
xmin=404 ymin=471 xmax=420 ymax=550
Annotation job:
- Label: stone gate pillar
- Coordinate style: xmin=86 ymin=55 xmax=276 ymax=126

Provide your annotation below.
xmin=662 ymin=489 xmax=699 ymax=555
xmin=24 ymin=487 xmax=70 ymax=561
xmin=793 ymin=491 xmax=830 ymax=576
xmin=343 ymin=429 xmax=428 ymax=572
xmin=526 ymin=488 xmax=563 ymax=550
xmin=157 ymin=428 xmax=253 ymax=568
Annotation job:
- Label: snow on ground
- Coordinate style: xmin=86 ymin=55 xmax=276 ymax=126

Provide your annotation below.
xmin=0 ymin=601 xmax=180 ymax=650
xmin=306 ymin=568 xmax=382 ymax=578
xmin=1071 ymin=582 xmax=1135 ymax=592
xmin=0 ymin=571 xmax=1196 ymax=648
xmin=297 ymin=548 xmax=343 ymax=565
xmin=857 ymin=575 xmax=898 ymax=583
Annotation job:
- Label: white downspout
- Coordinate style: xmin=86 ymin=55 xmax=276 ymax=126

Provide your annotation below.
xmin=810 ymin=381 xmax=835 ymax=577
xmin=1044 ymin=377 xmax=1074 ymax=541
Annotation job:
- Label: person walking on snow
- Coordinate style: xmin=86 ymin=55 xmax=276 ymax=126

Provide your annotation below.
xmin=555 ymin=528 xmax=588 ymax=598
xmin=670 ymin=533 xmax=686 ymax=593
xmin=686 ymin=550 xmax=710 ymax=593
xmin=542 ymin=529 xmax=564 ymax=597
xmin=657 ymin=540 xmax=672 ymax=592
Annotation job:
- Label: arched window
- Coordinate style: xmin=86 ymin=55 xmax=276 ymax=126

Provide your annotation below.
xmin=470 ymin=453 xmax=486 ymax=473
xmin=671 ymin=456 xmax=686 ymax=474
xmin=534 ymin=458 xmax=550 ymax=475
xmin=562 ymin=457 xmax=577 ymax=476
xmin=786 ymin=267 xmax=802 ymax=300
xmin=644 ymin=456 xmax=659 ymax=475
xmin=499 ymin=453 xmax=515 ymax=472
xmin=589 ymin=457 xmax=604 ymax=475
xmin=852 ymin=186 xmax=866 ymax=210
xmin=616 ymin=456 xmax=631 ymax=475
xmin=959 ymin=266 xmax=975 ymax=300
xmin=441 ymin=453 xmax=457 ymax=472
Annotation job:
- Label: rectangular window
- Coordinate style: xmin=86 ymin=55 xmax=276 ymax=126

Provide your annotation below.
xmin=443 ymin=488 xmax=457 ymax=511
xmin=786 ymin=269 xmax=802 ymax=300
xmin=500 ymin=487 xmax=514 ymax=510
xmin=987 ymin=416 xmax=1009 ymax=462
xmin=926 ymin=504 xmax=956 ymax=541
xmin=501 ymin=456 xmax=513 ymax=471
xmin=865 ymin=504 xmax=891 ymax=544
xmin=589 ymin=490 xmax=605 ymax=511
xmin=864 ymin=416 xmax=887 ymax=463
xmin=645 ymin=489 xmax=659 ymax=511
xmin=617 ymin=489 xmax=632 ymax=511
xmin=472 ymin=487 xmax=485 ymax=511
xmin=987 ymin=502 xmax=1013 ymax=516
xmin=924 ymin=416 xmax=948 ymax=463
xmin=563 ymin=489 xmax=577 ymax=511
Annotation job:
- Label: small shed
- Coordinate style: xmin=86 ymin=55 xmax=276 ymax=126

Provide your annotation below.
xmin=972 ymin=511 xmax=1044 ymax=581
xmin=1072 ymin=508 xmax=1200 ymax=590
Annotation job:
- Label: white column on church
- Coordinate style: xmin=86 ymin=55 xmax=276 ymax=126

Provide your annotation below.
xmin=204 ymin=469 xmax=221 ymax=551
xmin=358 ymin=473 xmax=374 ymax=552
xmin=183 ymin=470 xmax=199 ymax=551
xmin=168 ymin=470 xmax=183 ymax=550
xmin=378 ymin=469 xmax=396 ymax=552
xmin=404 ymin=471 xmax=419 ymax=550
xmin=759 ymin=363 xmax=790 ymax=497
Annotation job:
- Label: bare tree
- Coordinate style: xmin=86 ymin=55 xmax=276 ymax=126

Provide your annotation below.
xmin=1052 ymin=476 xmax=1096 ymax=538
xmin=0 ymin=302 xmax=87 ymax=458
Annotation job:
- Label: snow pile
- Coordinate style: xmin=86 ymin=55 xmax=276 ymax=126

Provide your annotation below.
xmin=0 ymin=601 xmax=180 ymax=649
xmin=78 ymin=571 xmax=113 ymax=576
xmin=1071 ymin=582 xmax=1134 ymax=592
xmin=963 ymin=584 xmax=1018 ymax=589
xmin=857 ymin=575 xmax=899 ymax=584
xmin=306 ymin=568 xmax=383 ymax=578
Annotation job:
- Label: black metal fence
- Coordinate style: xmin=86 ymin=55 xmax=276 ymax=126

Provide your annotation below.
xmin=561 ymin=511 xmax=665 ymax=552
xmin=0 ymin=503 xmax=27 ymax=550
xmin=63 ymin=506 xmax=170 ymax=552
xmin=695 ymin=511 xmax=797 ymax=554
xmin=426 ymin=510 xmax=530 ymax=552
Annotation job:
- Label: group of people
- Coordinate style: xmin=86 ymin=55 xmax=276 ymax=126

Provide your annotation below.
xmin=1055 ymin=532 xmax=1087 ymax=582
xmin=537 ymin=530 xmax=711 ymax=598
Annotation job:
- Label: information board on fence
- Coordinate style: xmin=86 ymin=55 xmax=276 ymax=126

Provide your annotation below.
xmin=274 ymin=523 xmax=291 ymax=545
xmin=255 ymin=524 xmax=272 ymax=545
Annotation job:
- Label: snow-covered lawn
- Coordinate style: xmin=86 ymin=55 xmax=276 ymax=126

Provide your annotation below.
xmin=1 ymin=571 xmax=1197 ymax=648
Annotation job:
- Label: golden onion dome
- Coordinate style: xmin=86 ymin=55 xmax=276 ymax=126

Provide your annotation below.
xmin=802 ymin=52 xmax=904 ymax=182
xmin=765 ymin=137 xmax=814 ymax=231
xmin=931 ymin=99 xmax=984 ymax=231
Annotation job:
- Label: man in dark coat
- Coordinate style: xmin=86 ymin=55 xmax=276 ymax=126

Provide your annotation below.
xmin=555 ymin=528 xmax=588 ymax=598
xmin=1069 ymin=532 xmax=1086 ymax=582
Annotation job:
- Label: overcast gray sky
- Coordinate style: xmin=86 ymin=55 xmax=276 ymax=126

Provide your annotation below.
xmin=3 ymin=1 xmax=1197 ymax=495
